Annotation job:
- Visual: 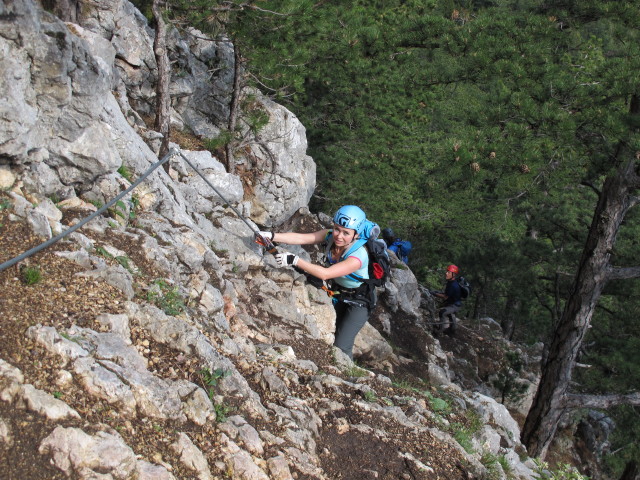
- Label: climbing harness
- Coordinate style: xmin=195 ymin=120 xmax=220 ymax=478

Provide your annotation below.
xmin=321 ymin=285 xmax=339 ymax=298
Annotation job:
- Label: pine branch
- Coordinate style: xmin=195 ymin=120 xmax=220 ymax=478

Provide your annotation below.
xmin=605 ymin=265 xmax=640 ymax=281
xmin=563 ymin=392 xmax=640 ymax=409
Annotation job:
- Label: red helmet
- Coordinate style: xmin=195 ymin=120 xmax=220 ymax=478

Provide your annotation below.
xmin=447 ymin=264 xmax=459 ymax=274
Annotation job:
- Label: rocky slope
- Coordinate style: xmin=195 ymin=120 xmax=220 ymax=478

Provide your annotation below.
xmin=0 ymin=1 xmax=601 ymax=479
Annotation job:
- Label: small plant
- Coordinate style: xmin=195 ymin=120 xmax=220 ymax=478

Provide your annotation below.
xmin=152 ymin=424 xmax=163 ymax=433
xmin=391 ymin=379 xmax=416 ymax=391
xmin=117 ymin=164 xmax=133 ymax=181
xmin=21 ymin=266 xmax=42 ymax=285
xmin=498 ymin=455 xmax=512 ymax=477
xmin=425 ymin=391 xmax=451 ymax=415
xmin=88 ymin=199 xmax=103 ymax=209
xmin=95 ymin=246 xmax=113 ymax=258
xmin=0 ymin=199 xmax=11 ymax=210
xmin=363 ymin=390 xmax=377 ymax=402
xmin=109 ymin=200 xmax=129 ymax=222
xmin=481 ymin=452 xmax=504 ymax=480
xmin=214 ymin=402 xmax=232 ymax=423
xmin=245 ymin=108 xmax=270 ymax=135
xmin=129 ymin=194 xmax=140 ymax=220
xmin=60 ymin=332 xmax=81 ymax=344
xmin=115 ymin=255 xmax=138 ymax=275
xmin=492 ymin=350 xmax=529 ymax=404
xmin=462 ymin=408 xmax=484 ymax=435
xmin=199 ymin=367 xmax=231 ymax=399
xmin=533 ymin=460 xmax=589 ymax=480
xmin=343 ymin=364 xmax=368 ymax=378
xmin=204 ymin=131 xmax=234 ymax=153
xmin=52 ymin=391 xmax=63 ymax=399
xmin=147 ymin=279 xmax=185 ymax=316
xmin=451 ymin=422 xmax=475 ymax=454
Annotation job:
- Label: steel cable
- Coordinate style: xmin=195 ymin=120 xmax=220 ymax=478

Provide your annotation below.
xmin=0 ymin=149 xmax=176 ymax=272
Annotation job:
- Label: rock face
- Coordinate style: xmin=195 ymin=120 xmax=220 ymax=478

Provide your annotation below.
xmin=0 ymin=1 xmax=564 ymax=479
xmin=0 ymin=0 xmax=313 ymax=226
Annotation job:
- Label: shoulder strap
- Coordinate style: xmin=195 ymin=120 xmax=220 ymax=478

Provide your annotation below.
xmin=343 ymin=238 xmax=367 ymax=260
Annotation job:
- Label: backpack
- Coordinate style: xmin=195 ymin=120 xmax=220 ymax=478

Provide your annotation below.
xmin=391 ymin=239 xmax=412 ymax=263
xmin=457 ymin=276 xmax=472 ymax=299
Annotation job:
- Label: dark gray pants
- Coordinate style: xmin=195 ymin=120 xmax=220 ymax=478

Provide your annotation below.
xmin=438 ymin=304 xmax=460 ymax=332
xmin=333 ymin=301 xmax=369 ymax=360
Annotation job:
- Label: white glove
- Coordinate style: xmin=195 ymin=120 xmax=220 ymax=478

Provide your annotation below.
xmin=275 ymin=252 xmax=299 ymax=267
xmin=258 ymin=231 xmax=273 ymax=241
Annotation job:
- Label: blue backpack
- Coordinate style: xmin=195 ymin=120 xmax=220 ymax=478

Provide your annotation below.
xmin=390 ymin=239 xmax=412 ymax=263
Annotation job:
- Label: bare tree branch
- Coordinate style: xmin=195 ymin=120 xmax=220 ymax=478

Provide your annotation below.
xmin=605 ymin=265 xmax=640 ymax=281
xmin=563 ymin=392 xmax=640 ymax=409
xmin=225 ymin=43 xmax=243 ymax=173
xmin=580 ymin=180 xmax=601 ymax=196
xmin=152 ymin=0 xmax=171 ymax=165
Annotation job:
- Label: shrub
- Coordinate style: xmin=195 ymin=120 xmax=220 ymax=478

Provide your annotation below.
xmin=147 ymin=279 xmax=185 ymax=315
xmin=21 ymin=266 xmax=42 ymax=285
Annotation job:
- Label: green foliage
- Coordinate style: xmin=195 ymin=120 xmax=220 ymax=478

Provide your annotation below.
xmin=241 ymin=96 xmax=270 ymax=134
xmin=491 ymin=350 xmax=530 ymax=404
xmin=197 ymin=366 xmax=233 ymax=422
xmin=533 ymin=460 xmax=589 ymax=480
xmin=129 ymin=195 xmax=140 ymax=219
xmin=204 ymin=131 xmax=234 ymax=153
xmin=451 ymin=422 xmax=475 ymax=454
xmin=199 ymin=367 xmax=231 ymax=392
xmin=132 ymin=1 xmax=640 ymax=470
xmin=362 ymin=390 xmax=377 ymax=402
xmin=0 ymin=198 xmax=12 ymax=210
xmin=425 ymin=391 xmax=451 ymax=415
xmin=109 ymin=200 xmax=128 ymax=221
xmin=146 ymin=279 xmax=185 ymax=316
xmin=60 ymin=332 xmax=81 ymax=344
xmin=117 ymin=164 xmax=132 ymax=181
xmin=602 ymin=405 xmax=640 ymax=477
xmin=21 ymin=266 xmax=42 ymax=285
xmin=95 ymin=246 xmax=112 ymax=258
xmin=214 ymin=401 xmax=232 ymax=423
xmin=481 ymin=452 xmax=506 ymax=480
xmin=342 ymin=363 xmax=369 ymax=378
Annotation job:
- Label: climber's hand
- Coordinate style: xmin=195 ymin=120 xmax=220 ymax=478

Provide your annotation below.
xmin=275 ymin=252 xmax=299 ymax=267
xmin=254 ymin=231 xmax=273 ymax=247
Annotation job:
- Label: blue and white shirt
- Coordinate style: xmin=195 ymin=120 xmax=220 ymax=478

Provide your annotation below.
xmin=325 ymin=239 xmax=369 ymax=289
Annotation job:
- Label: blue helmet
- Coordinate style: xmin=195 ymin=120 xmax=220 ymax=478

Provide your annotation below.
xmin=333 ymin=205 xmax=367 ymax=235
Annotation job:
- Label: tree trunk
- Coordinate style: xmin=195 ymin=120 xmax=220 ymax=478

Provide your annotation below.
xmin=620 ymin=460 xmax=639 ymax=480
xmin=501 ymin=294 xmax=517 ymax=340
xmin=152 ymin=0 xmax=171 ymax=166
xmin=225 ymin=42 xmax=243 ymax=174
xmin=521 ymin=157 xmax=639 ymax=458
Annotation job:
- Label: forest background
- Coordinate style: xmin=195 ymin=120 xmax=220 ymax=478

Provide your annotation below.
xmin=129 ymin=0 xmax=640 ymax=476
